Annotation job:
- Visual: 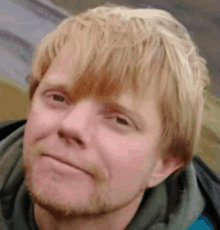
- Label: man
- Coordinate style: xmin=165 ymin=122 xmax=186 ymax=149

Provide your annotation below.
xmin=0 ymin=4 xmax=219 ymax=230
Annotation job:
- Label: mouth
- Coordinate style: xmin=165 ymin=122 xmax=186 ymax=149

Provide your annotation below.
xmin=42 ymin=154 xmax=92 ymax=177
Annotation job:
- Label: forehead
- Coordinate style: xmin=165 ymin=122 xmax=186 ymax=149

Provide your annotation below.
xmin=42 ymin=44 xmax=75 ymax=88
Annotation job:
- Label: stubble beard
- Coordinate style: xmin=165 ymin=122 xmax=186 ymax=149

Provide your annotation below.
xmin=22 ymin=159 xmax=144 ymax=220
xmin=23 ymin=159 xmax=110 ymax=219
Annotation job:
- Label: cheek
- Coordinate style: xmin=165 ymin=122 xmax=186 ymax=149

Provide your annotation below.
xmin=97 ymin=130 xmax=160 ymax=178
xmin=31 ymin=107 xmax=59 ymax=125
xmin=98 ymin=134 xmax=158 ymax=189
xmin=24 ymin=108 xmax=61 ymax=148
xmin=98 ymin=133 xmax=149 ymax=171
xmin=26 ymin=104 xmax=62 ymax=132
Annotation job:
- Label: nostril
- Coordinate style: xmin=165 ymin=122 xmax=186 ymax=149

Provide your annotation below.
xmin=58 ymin=131 xmax=85 ymax=147
xmin=74 ymin=137 xmax=83 ymax=145
xmin=58 ymin=132 xmax=65 ymax=138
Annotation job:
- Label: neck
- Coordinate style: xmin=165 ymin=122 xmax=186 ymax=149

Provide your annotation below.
xmin=34 ymin=193 xmax=144 ymax=230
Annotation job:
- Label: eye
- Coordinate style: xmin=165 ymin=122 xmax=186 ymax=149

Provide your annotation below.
xmin=52 ymin=94 xmax=66 ymax=102
xmin=105 ymin=114 xmax=133 ymax=127
xmin=115 ymin=116 xmax=129 ymax=125
xmin=44 ymin=91 xmax=70 ymax=107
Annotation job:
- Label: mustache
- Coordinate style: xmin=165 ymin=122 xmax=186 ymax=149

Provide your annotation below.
xmin=27 ymin=143 xmax=108 ymax=182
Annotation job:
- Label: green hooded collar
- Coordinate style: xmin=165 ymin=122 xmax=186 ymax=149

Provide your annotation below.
xmin=126 ymin=161 xmax=205 ymax=229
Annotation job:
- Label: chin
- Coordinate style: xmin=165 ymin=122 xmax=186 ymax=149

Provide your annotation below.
xmin=24 ymin=168 xmax=108 ymax=218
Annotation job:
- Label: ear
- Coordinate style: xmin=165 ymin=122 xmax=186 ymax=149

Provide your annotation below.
xmin=148 ymin=157 xmax=183 ymax=188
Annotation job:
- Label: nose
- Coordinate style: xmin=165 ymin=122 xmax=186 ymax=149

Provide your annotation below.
xmin=58 ymin=98 xmax=97 ymax=149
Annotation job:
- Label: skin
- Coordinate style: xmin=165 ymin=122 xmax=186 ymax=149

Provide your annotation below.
xmin=23 ymin=44 xmax=182 ymax=230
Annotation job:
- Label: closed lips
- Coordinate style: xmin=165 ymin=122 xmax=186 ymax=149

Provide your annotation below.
xmin=42 ymin=154 xmax=91 ymax=175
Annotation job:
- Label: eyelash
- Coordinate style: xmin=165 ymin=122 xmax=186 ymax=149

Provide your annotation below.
xmin=105 ymin=115 xmax=133 ymax=127
xmin=45 ymin=92 xmax=69 ymax=105
xmin=52 ymin=94 xmax=66 ymax=102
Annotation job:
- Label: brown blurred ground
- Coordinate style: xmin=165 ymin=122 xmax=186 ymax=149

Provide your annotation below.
xmin=0 ymin=78 xmax=29 ymax=122
xmin=197 ymin=94 xmax=220 ymax=172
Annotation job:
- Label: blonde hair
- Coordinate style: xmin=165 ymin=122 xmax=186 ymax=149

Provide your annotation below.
xmin=30 ymin=4 xmax=210 ymax=167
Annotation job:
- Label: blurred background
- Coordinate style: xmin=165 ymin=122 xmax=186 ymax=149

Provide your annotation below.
xmin=1 ymin=0 xmax=220 ymax=172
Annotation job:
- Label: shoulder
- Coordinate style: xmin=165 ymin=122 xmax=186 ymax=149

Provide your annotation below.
xmin=193 ymin=155 xmax=220 ymax=180
xmin=0 ymin=119 xmax=26 ymax=142
xmin=186 ymin=215 xmax=216 ymax=229
xmin=193 ymin=156 xmax=220 ymax=201
xmin=192 ymin=156 xmax=220 ymax=227
xmin=0 ymin=120 xmax=28 ymax=230
xmin=166 ymin=156 xmax=220 ymax=228
xmin=0 ymin=119 xmax=26 ymax=161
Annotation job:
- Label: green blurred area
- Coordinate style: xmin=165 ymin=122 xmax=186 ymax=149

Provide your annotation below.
xmin=1 ymin=0 xmax=220 ymax=172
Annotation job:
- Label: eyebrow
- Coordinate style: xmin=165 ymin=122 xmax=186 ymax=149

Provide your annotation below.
xmin=42 ymin=82 xmax=147 ymax=131
xmin=42 ymin=82 xmax=70 ymax=94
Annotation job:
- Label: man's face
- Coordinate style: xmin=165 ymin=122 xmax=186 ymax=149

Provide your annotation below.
xmin=23 ymin=45 xmax=163 ymax=217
